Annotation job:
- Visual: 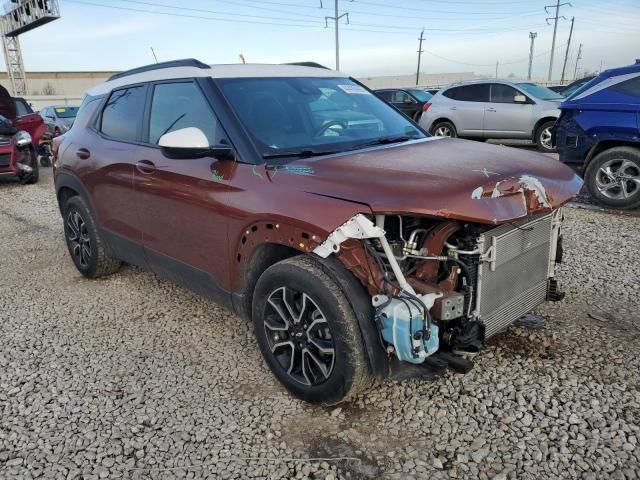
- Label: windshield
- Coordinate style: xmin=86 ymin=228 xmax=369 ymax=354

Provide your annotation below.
xmin=218 ymin=77 xmax=425 ymax=158
xmin=54 ymin=106 xmax=79 ymax=118
xmin=407 ymin=89 xmax=432 ymax=102
xmin=516 ymin=82 xmax=564 ymax=101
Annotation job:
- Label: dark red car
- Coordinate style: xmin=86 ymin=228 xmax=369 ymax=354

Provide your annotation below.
xmin=54 ymin=60 xmax=582 ymax=404
xmin=0 ymin=85 xmax=45 ymax=184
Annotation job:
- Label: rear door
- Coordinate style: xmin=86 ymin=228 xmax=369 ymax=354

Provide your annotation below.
xmin=442 ymin=84 xmax=489 ymax=135
xmin=84 ymin=84 xmax=148 ymax=265
xmin=134 ymin=79 xmax=232 ymax=302
xmin=484 ymin=83 xmax=533 ymax=137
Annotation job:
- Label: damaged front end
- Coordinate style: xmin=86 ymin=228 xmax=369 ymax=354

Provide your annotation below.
xmin=313 ymin=210 xmax=564 ymax=378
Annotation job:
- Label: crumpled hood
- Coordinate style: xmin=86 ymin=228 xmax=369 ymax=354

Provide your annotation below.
xmin=267 ymin=137 xmax=583 ymax=224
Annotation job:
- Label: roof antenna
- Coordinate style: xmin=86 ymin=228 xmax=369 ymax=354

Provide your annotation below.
xmin=150 ymin=47 xmax=159 ymax=64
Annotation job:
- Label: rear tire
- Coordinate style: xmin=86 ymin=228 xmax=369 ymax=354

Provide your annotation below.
xmin=535 ymin=120 xmax=556 ymax=153
xmin=431 ymin=121 xmax=457 ymax=138
xmin=63 ymin=196 xmax=121 ymax=278
xmin=584 ymin=147 xmax=640 ymax=209
xmin=252 ymin=255 xmax=371 ymax=404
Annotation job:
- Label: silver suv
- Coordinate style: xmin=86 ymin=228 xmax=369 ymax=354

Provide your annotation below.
xmin=419 ymin=80 xmax=563 ymax=152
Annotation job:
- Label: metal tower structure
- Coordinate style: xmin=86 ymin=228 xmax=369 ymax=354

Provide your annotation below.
xmin=0 ymin=0 xmax=60 ymax=96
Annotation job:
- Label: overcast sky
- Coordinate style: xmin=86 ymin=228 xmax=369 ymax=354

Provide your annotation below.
xmin=12 ymin=0 xmax=640 ymax=80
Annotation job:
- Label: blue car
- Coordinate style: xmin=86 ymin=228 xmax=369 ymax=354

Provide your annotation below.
xmin=554 ymin=59 xmax=640 ymax=209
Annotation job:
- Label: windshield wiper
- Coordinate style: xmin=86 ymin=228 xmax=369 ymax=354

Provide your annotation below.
xmin=262 ymin=149 xmax=340 ymax=159
xmin=349 ymin=135 xmax=418 ymax=151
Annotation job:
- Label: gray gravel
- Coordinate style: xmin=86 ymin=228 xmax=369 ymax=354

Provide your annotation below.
xmin=1 ymin=168 xmax=639 ymax=480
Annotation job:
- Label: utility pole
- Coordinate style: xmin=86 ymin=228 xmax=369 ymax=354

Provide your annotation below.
xmin=325 ymin=0 xmax=349 ymax=70
xmin=495 ymin=61 xmax=499 ymax=79
xmin=416 ymin=29 xmax=425 ymax=85
xmin=528 ymin=32 xmax=537 ymax=80
xmin=560 ymin=16 xmax=574 ymax=82
xmin=545 ymin=0 xmax=571 ymax=81
xmin=573 ymin=43 xmax=583 ymax=80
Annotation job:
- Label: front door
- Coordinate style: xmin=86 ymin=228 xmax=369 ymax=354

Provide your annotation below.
xmin=134 ymin=80 xmax=233 ymax=302
xmin=483 ymin=84 xmax=533 ymax=137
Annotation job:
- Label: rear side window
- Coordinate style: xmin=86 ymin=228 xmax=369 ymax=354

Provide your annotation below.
xmin=100 ymin=85 xmax=146 ymax=142
xmin=376 ymin=91 xmax=392 ymax=101
xmin=442 ymin=84 xmax=490 ymax=102
xmin=148 ymin=82 xmax=219 ymax=145
xmin=14 ymin=99 xmax=31 ymax=116
xmin=391 ymin=91 xmax=413 ymax=103
xmin=610 ymin=76 xmax=640 ymax=97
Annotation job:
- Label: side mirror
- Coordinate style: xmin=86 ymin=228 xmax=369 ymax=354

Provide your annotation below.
xmin=159 ymin=127 xmax=235 ymax=161
xmin=514 ymin=94 xmax=527 ymax=103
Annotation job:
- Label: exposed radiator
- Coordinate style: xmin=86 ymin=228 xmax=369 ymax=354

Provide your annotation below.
xmin=475 ymin=212 xmax=559 ymax=338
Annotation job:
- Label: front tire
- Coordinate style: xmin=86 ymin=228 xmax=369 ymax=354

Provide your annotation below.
xmin=584 ymin=147 xmax=640 ymax=209
xmin=535 ymin=120 xmax=556 ymax=153
xmin=63 ymin=196 xmax=121 ymax=278
xmin=252 ymin=256 xmax=371 ymax=404
xmin=19 ymin=148 xmax=39 ymax=185
xmin=431 ymin=120 xmax=457 ymax=138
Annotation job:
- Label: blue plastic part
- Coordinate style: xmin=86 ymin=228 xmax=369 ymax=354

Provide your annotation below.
xmin=379 ymin=299 xmax=440 ymax=364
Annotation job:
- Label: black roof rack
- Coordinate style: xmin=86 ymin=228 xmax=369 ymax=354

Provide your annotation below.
xmin=108 ymin=58 xmax=211 ymax=82
xmin=284 ymin=62 xmax=330 ymax=70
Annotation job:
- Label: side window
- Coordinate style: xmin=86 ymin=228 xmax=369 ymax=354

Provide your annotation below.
xmin=14 ymin=100 xmax=29 ymax=117
xmin=611 ymin=76 xmax=640 ymax=98
xmin=490 ymin=84 xmax=521 ymax=103
xmin=391 ymin=91 xmax=412 ymax=103
xmin=148 ymin=82 xmax=219 ymax=145
xmin=376 ymin=91 xmax=392 ymax=102
xmin=100 ymin=86 xmax=146 ymax=142
xmin=454 ymin=84 xmax=490 ymax=102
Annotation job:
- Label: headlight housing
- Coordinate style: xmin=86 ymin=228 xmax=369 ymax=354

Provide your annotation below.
xmin=15 ymin=130 xmax=32 ymax=147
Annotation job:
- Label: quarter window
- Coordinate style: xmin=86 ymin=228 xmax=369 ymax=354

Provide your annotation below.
xmin=100 ymin=86 xmax=146 ymax=142
xmin=148 ymin=82 xmax=219 ymax=145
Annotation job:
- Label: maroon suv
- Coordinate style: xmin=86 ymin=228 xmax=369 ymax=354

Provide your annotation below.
xmin=54 ymin=59 xmax=582 ymax=404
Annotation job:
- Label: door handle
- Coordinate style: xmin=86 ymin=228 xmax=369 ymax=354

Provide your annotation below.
xmin=450 ymin=106 xmax=457 ymax=110
xmin=487 ymin=108 xmax=497 ymax=112
xmin=76 ymin=148 xmax=91 ymax=160
xmin=135 ymin=160 xmax=156 ymax=175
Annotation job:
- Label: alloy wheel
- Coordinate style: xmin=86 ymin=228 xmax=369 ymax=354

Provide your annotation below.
xmin=263 ymin=286 xmax=335 ymax=386
xmin=67 ymin=210 xmax=92 ymax=267
xmin=595 ymin=158 xmax=640 ymax=200
xmin=540 ymin=127 xmax=553 ymax=150
xmin=434 ymin=126 xmax=452 ymax=137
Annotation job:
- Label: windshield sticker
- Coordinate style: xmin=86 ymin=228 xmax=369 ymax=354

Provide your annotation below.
xmin=337 ymin=84 xmax=370 ymax=95
xmin=55 ymin=108 xmax=67 ymax=113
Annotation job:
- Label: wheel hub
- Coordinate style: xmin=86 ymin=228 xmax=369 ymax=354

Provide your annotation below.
xmin=263 ymin=286 xmax=335 ymax=386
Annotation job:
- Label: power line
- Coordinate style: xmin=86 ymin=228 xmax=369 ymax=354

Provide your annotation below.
xmin=354 ymin=0 xmax=537 ymax=16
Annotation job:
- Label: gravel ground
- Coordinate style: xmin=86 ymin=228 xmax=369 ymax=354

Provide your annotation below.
xmin=1 ymin=168 xmax=639 ymax=480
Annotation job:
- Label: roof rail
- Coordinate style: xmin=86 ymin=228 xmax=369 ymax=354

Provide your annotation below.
xmin=108 ymin=58 xmax=211 ymax=82
xmin=284 ymin=62 xmax=330 ymax=70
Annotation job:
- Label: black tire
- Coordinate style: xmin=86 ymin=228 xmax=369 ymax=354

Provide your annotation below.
xmin=39 ymin=155 xmax=52 ymax=167
xmin=535 ymin=120 xmax=556 ymax=153
xmin=19 ymin=148 xmax=39 ymax=185
xmin=584 ymin=147 xmax=640 ymax=209
xmin=252 ymin=255 xmax=371 ymax=404
xmin=431 ymin=120 xmax=457 ymax=138
xmin=412 ymin=111 xmax=422 ymax=123
xmin=62 ymin=196 xmax=121 ymax=278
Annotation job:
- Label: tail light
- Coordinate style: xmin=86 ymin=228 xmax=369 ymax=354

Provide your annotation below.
xmin=422 ymin=102 xmax=432 ymax=112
